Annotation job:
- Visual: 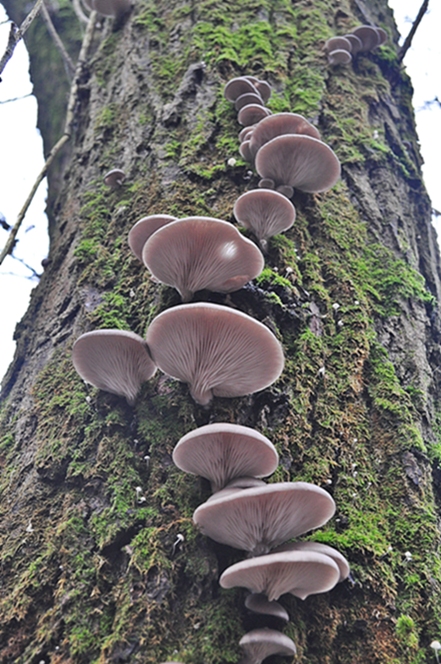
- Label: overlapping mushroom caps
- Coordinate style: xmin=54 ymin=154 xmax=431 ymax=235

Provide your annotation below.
xmin=273 ymin=541 xmax=350 ymax=582
xmin=239 ymin=628 xmax=296 ymax=664
xmin=220 ymin=549 xmax=340 ymax=601
xmin=244 ymin=594 xmax=289 ymax=623
xmin=141 ymin=217 xmax=264 ymax=301
xmin=324 ymin=25 xmax=387 ymax=65
xmin=255 ymin=134 xmax=341 ymax=193
xmin=146 ymin=303 xmax=284 ymax=405
xmin=193 ymin=482 xmax=335 ymax=554
xmin=72 ymin=330 xmax=156 ymax=404
xmin=128 ymin=214 xmax=177 ymax=262
xmin=248 ymin=113 xmax=321 ymax=160
xmin=233 ymin=189 xmax=296 ymax=246
xmin=173 ymin=423 xmax=279 ymax=492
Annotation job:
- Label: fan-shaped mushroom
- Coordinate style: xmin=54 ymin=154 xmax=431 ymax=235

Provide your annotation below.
xmin=128 ymin=214 xmax=177 ymax=261
xmin=233 ymin=189 xmax=296 ymax=245
xmin=249 ymin=113 xmax=321 ymax=160
xmin=239 ymin=628 xmax=296 ymax=664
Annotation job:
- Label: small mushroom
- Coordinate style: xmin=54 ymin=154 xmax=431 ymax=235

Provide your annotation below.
xmin=141 ymin=216 xmax=264 ymax=301
xmin=238 ymin=104 xmax=272 ymax=127
xmin=328 ymin=49 xmax=352 ymax=66
xmin=244 ymin=594 xmax=289 ymax=623
xmin=225 ymin=77 xmax=260 ymax=102
xmin=104 ymin=168 xmax=126 ymax=189
xmin=233 ymin=189 xmax=296 ymax=246
xmin=173 ymin=423 xmax=279 ymax=492
xmin=72 ymin=329 xmax=156 ymax=404
xmin=128 ymin=214 xmax=177 ymax=261
xmin=146 ymin=303 xmax=284 ymax=405
xmin=239 ymin=628 xmax=296 ymax=664
xmin=324 ymin=36 xmax=352 ymax=53
xmin=235 ymin=92 xmax=265 ymax=111
xmin=344 ymin=33 xmax=363 ymax=55
xmin=352 ymin=25 xmax=382 ymax=51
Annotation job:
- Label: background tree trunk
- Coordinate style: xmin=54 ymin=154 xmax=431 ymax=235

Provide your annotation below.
xmin=1 ymin=0 xmax=441 ymax=662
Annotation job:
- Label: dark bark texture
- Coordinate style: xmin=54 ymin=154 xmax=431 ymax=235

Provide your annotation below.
xmin=1 ymin=0 xmax=441 ymax=662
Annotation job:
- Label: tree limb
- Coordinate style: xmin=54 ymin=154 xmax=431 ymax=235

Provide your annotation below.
xmin=0 ymin=0 xmax=44 ymax=78
xmin=398 ymin=0 xmax=430 ymax=63
xmin=0 ymin=11 xmax=98 ymax=267
xmin=41 ymin=0 xmax=75 ymax=78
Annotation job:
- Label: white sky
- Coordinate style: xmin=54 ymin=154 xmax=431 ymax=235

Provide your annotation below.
xmin=0 ymin=1 xmax=440 ymax=385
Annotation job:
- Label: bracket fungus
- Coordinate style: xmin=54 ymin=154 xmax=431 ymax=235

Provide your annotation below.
xmin=146 ymin=303 xmax=284 ymax=406
xmin=173 ymin=423 xmax=279 ymax=492
xmin=220 ymin=550 xmax=340 ymax=601
xmin=239 ymin=628 xmax=296 ymax=664
xmin=193 ymin=482 xmax=335 ymax=554
xmin=72 ymin=330 xmax=156 ymax=404
xmin=141 ymin=217 xmax=264 ymax=301
xmin=233 ymin=189 xmax=296 ymax=246
xmin=255 ymin=134 xmax=341 ymax=193
xmin=273 ymin=541 xmax=350 ymax=582
xmin=128 ymin=214 xmax=177 ymax=262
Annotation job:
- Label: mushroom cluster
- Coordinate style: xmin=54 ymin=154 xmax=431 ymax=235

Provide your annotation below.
xmin=172 ymin=421 xmax=350 ymax=661
xmin=224 ymin=76 xmax=273 ymax=129
xmin=324 ymin=24 xmax=388 ymax=65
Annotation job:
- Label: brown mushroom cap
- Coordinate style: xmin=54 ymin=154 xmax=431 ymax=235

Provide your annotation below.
xmin=240 ymin=140 xmax=253 ymax=163
xmin=220 ymin=550 xmax=340 ymax=601
xmin=255 ymin=80 xmax=272 ymax=103
xmin=104 ymin=168 xmax=126 ymax=188
xmin=328 ymin=49 xmax=352 ymax=66
xmin=375 ymin=27 xmax=388 ymax=45
xmin=193 ymin=482 xmax=335 ymax=554
xmin=324 ymin=36 xmax=352 ymax=53
xmin=238 ymin=104 xmax=272 ymax=127
xmin=244 ymin=594 xmax=289 ymax=622
xmin=128 ymin=214 xmax=177 ymax=261
xmin=233 ymin=189 xmax=296 ymax=242
xmin=239 ymin=628 xmax=296 ymax=664
xmin=352 ymin=25 xmax=381 ymax=51
xmin=235 ymin=92 xmax=265 ymax=111
xmin=255 ymin=134 xmax=341 ymax=193
xmin=173 ymin=423 xmax=278 ymax=492
xmin=273 ymin=541 xmax=350 ymax=581
xmin=142 ymin=217 xmax=264 ymax=301
xmin=344 ymin=33 xmax=363 ymax=54
xmin=249 ymin=113 xmax=321 ymax=159
xmin=225 ymin=77 xmax=259 ymax=102
xmin=72 ymin=330 xmax=156 ymax=404
xmin=146 ymin=303 xmax=285 ymax=405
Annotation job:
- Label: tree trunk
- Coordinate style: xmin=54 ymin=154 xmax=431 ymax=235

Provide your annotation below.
xmin=1 ymin=0 xmax=441 ymax=662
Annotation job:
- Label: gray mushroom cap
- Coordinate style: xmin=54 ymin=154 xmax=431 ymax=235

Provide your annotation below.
xmin=324 ymin=36 xmax=352 ymax=53
xmin=344 ymin=33 xmax=363 ymax=55
xmin=328 ymin=49 xmax=352 ymax=66
xmin=273 ymin=541 xmax=350 ymax=581
xmin=146 ymin=303 xmax=285 ymax=405
xmin=141 ymin=216 xmax=264 ymax=301
xmin=173 ymin=423 xmax=278 ymax=492
xmin=193 ymin=481 xmax=336 ymax=554
xmin=233 ymin=189 xmax=296 ymax=242
xmin=220 ymin=550 xmax=340 ymax=601
xmin=225 ymin=77 xmax=259 ymax=102
xmin=104 ymin=168 xmax=126 ymax=188
xmin=238 ymin=104 xmax=272 ymax=127
xmin=244 ymin=594 xmax=289 ymax=622
xmin=239 ymin=628 xmax=296 ymax=664
xmin=72 ymin=329 xmax=156 ymax=404
xmin=255 ymin=80 xmax=272 ymax=103
xmin=255 ymin=134 xmax=341 ymax=193
xmin=249 ymin=113 xmax=321 ymax=159
xmin=128 ymin=214 xmax=177 ymax=261
xmin=352 ymin=25 xmax=382 ymax=51
xmin=235 ymin=92 xmax=265 ymax=111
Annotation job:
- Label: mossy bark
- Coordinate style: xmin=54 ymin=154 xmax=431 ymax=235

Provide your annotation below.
xmin=1 ymin=1 xmax=441 ymax=662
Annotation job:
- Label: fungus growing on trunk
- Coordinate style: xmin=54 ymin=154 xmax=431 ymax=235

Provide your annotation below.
xmin=238 ymin=104 xmax=272 ymax=127
xmin=239 ymin=628 xmax=296 ymax=664
xmin=219 ymin=550 xmax=340 ymax=601
xmin=244 ymin=594 xmax=289 ymax=623
xmin=328 ymin=49 xmax=352 ymax=66
xmin=233 ymin=189 xmax=296 ymax=246
xmin=128 ymin=214 xmax=177 ymax=261
xmin=193 ymin=482 xmax=335 ymax=554
xmin=72 ymin=330 xmax=156 ymax=404
xmin=173 ymin=423 xmax=278 ymax=492
xmin=224 ymin=77 xmax=260 ymax=102
xmin=249 ymin=113 xmax=321 ymax=159
xmin=141 ymin=217 xmax=264 ymax=301
xmin=104 ymin=168 xmax=126 ymax=188
xmin=146 ymin=303 xmax=284 ymax=405
xmin=273 ymin=541 xmax=350 ymax=581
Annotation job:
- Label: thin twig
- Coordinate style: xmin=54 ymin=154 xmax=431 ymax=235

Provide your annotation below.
xmin=0 ymin=93 xmax=32 ymax=104
xmin=398 ymin=0 xmax=429 ymax=63
xmin=0 ymin=11 xmax=98 ymax=267
xmin=41 ymin=0 xmax=75 ymax=77
xmin=0 ymin=0 xmax=44 ymax=77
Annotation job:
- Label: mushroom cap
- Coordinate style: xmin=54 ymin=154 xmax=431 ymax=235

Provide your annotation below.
xmin=93 ymin=0 xmax=131 ymax=16
xmin=276 ymin=185 xmax=294 ymax=199
xmin=173 ymin=423 xmax=278 ymax=492
xmin=324 ymin=36 xmax=352 ymax=53
xmin=220 ymin=550 xmax=340 ymax=601
xmin=104 ymin=168 xmax=126 ymax=188
xmin=233 ymin=189 xmax=296 ymax=242
xmin=244 ymin=594 xmax=289 ymax=622
xmin=239 ymin=140 xmax=254 ymax=163
xmin=141 ymin=217 xmax=264 ymax=301
xmin=239 ymin=628 xmax=296 ymax=664
xmin=344 ymin=33 xmax=363 ymax=55
xmin=328 ymin=49 xmax=352 ymax=66
xmin=224 ymin=476 xmax=268 ymax=490
xmin=235 ymin=92 xmax=265 ymax=111
xmin=193 ymin=481 xmax=336 ymax=554
xmin=239 ymin=125 xmax=256 ymax=142
xmin=375 ymin=27 xmax=388 ymax=45
xmin=225 ymin=77 xmax=259 ymax=102
xmin=255 ymin=134 xmax=341 ymax=193
xmin=238 ymin=104 xmax=272 ymax=127
xmin=255 ymin=80 xmax=272 ymax=103
xmin=273 ymin=541 xmax=350 ymax=581
xmin=352 ymin=25 xmax=381 ymax=51
xmin=128 ymin=214 xmax=177 ymax=261
xmin=249 ymin=113 xmax=321 ymax=159
xmin=146 ymin=303 xmax=285 ymax=405
xmin=72 ymin=329 xmax=156 ymax=404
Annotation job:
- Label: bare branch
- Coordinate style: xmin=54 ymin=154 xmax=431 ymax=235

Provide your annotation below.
xmin=41 ymin=0 xmax=75 ymax=78
xmin=0 ymin=93 xmax=33 ymax=105
xmin=0 ymin=0 xmax=44 ymax=78
xmin=398 ymin=0 xmax=430 ymax=63
xmin=0 ymin=11 xmax=98 ymax=268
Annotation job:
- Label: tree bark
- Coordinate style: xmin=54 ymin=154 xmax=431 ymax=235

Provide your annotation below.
xmin=1 ymin=1 xmax=441 ymax=663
